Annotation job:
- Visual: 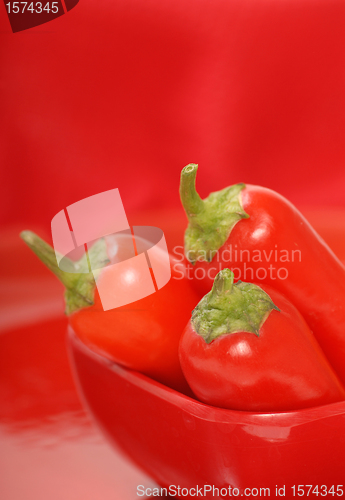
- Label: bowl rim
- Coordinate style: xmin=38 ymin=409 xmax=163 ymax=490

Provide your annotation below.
xmin=68 ymin=327 xmax=345 ymax=428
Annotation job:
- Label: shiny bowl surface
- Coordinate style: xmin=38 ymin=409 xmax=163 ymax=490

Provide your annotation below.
xmin=68 ymin=328 xmax=345 ymax=495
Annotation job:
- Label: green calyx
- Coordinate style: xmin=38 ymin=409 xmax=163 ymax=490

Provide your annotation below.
xmin=20 ymin=230 xmax=109 ymax=315
xmin=179 ymin=164 xmax=249 ymax=264
xmin=192 ymin=268 xmax=279 ymax=344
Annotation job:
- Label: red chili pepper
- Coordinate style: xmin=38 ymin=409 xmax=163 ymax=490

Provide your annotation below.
xmin=179 ymin=269 xmax=345 ymax=412
xmin=20 ymin=230 xmax=199 ymax=394
xmin=180 ymin=164 xmax=345 ymax=385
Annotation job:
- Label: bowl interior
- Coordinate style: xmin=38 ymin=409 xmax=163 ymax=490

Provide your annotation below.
xmin=67 ymin=328 xmax=345 ymax=491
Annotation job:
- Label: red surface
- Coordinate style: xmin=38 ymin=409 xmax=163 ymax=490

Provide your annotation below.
xmin=1 ymin=210 xmax=345 ymax=499
xmin=1 ymin=0 xmax=345 ymax=232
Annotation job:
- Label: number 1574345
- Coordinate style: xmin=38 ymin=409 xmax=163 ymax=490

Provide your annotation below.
xmin=5 ymin=2 xmax=59 ymax=13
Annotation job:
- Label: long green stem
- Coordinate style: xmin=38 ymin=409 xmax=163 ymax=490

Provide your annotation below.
xmin=179 ymin=164 xmax=205 ymax=219
xmin=179 ymin=165 xmax=249 ymax=264
xmin=20 ymin=230 xmax=97 ymax=315
xmin=20 ymin=230 xmax=74 ymax=288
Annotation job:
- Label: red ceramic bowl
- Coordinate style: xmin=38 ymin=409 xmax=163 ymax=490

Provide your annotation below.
xmin=68 ymin=328 xmax=345 ymax=497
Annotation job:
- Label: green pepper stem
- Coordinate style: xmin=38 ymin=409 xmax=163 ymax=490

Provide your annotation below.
xmin=20 ymin=230 xmax=72 ymax=288
xmin=20 ymin=230 xmax=97 ymax=315
xmin=179 ymin=164 xmax=205 ymax=219
xmin=211 ymin=268 xmax=234 ymax=298
xmin=192 ymin=268 xmax=279 ymax=343
xmin=180 ymin=164 xmax=249 ymax=264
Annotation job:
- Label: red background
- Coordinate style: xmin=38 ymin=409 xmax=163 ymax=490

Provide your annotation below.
xmin=1 ymin=0 xmax=345 ymax=232
xmin=1 ymin=3 xmax=345 ymax=497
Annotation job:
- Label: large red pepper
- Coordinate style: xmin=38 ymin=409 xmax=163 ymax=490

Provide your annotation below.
xmin=179 ymin=269 xmax=345 ymax=412
xmin=21 ymin=230 xmax=199 ymax=394
xmin=180 ymin=164 xmax=345 ymax=385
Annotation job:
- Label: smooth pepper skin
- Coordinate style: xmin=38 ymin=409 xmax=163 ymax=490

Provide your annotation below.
xmin=69 ymin=234 xmax=200 ymax=395
xmin=21 ymin=230 xmax=200 ymax=395
xmin=179 ymin=281 xmax=345 ymax=412
xmin=184 ymin=182 xmax=345 ymax=386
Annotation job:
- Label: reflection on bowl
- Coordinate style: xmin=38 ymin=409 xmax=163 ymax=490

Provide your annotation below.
xmin=67 ymin=328 xmax=345 ymax=496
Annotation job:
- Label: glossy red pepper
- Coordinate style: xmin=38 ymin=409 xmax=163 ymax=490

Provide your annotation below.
xmin=21 ymin=230 xmax=199 ymax=394
xmin=179 ymin=269 xmax=345 ymax=412
xmin=180 ymin=164 xmax=345 ymax=385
